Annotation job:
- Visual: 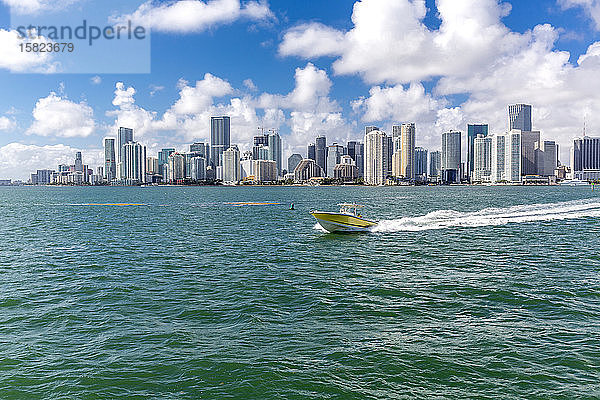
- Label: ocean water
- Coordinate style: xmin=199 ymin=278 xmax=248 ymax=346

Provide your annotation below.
xmin=0 ymin=186 xmax=599 ymax=399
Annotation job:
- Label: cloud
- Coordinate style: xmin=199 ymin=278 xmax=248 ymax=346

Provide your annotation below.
xmin=171 ymin=74 xmax=234 ymax=114
xmin=149 ymin=84 xmax=165 ymax=96
xmin=279 ymin=23 xmax=345 ymax=58
xmin=1 ymin=0 xmax=80 ymax=15
xmin=115 ymin=0 xmax=274 ymax=33
xmin=0 ymin=116 xmax=16 ymax=131
xmin=243 ymin=78 xmax=257 ymax=91
xmin=90 ymin=76 xmax=102 ymax=85
xmin=0 ymin=143 xmax=102 ymax=180
xmin=0 ymin=29 xmax=57 ymax=73
xmin=27 ymin=92 xmax=96 ymax=138
xmin=559 ymin=0 xmax=600 ymax=29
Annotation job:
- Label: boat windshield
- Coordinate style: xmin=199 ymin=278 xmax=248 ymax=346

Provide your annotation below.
xmin=338 ymin=203 xmax=364 ymax=216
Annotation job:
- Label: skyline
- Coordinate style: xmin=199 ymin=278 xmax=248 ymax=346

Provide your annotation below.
xmin=1 ymin=0 xmax=600 ymax=179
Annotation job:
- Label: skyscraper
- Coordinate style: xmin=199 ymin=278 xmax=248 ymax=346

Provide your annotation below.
xmin=307 ymin=143 xmax=316 ymax=161
xmin=521 ymin=130 xmax=541 ymax=175
xmin=104 ymin=138 xmax=116 ymax=182
xmin=168 ymin=153 xmax=185 ymax=182
xmin=315 ymin=136 xmax=327 ymax=175
xmin=347 ymin=141 xmax=364 ymax=178
xmin=210 ymin=116 xmax=230 ymax=167
xmin=473 ymin=135 xmax=492 ymax=182
xmin=326 ymin=143 xmax=345 ymax=177
xmin=117 ymin=127 xmax=133 ymax=179
xmin=400 ymin=123 xmax=416 ymax=179
xmin=508 ymin=104 xmax=532 ymax=131
xmin=74 ymin=151 xmax=83 ymax=172
xmin=441 ymin=130 xmax=462 ymax=183
xmin=364 ymin=130 xmax=388 ymax=185
xmin=288 ymin=154 xmax=303 ymax=174
xmin=414 ymin=147 xmax=428 ymax=181
xmin=222 ymin=145 xmax=241 ymax=183
xmin=491 ymin=131 xmax=522 ymax=183
xmin=123 ymin=141 xmax=146 ymax=184
xmin=267 ymin=132 xmax=282 ymax=176
xmin=572 ymin=136 xmax=600 ymax=180
xmin=429 ymin=151 xmax=441 ymax=182
xmin=535 ymin=141 xmax=558 ymax=177
xmin=467 ymin=124 xmax=489 ymax=180
xmin=158 ymin=148 xmax=175 ymax=178
xmin=365 ymin=126 xmax=379 ymax=135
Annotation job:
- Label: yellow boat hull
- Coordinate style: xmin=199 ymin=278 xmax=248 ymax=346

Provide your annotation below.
xmin=311 ymin=211 xmax=377 ymax=233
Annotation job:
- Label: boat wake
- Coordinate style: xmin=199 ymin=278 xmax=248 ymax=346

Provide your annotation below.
xmin=371 ymin=198 xmax=600 ymax=233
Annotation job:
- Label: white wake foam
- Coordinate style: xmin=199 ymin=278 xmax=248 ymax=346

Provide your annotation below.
xmin=371 ymin=198 xmax=600 ymax=233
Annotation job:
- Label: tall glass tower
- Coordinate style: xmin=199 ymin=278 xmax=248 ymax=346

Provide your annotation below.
xmin=210 ymin=116 xmax=231 ymax=167
xmin=508 ymin=104 xmax=532 ymax=131
xmin=467 ymin=124 xmax=489 ymax=181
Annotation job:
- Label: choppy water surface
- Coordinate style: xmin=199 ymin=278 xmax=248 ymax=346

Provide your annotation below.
xmin=1 ymin=186 xmax=599 ymax=399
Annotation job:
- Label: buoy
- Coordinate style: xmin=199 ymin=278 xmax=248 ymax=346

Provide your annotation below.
xmin=290 ymin=203 xmax=295 ymax=210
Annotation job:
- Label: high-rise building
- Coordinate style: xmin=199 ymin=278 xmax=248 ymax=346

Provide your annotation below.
xmin=117 ymin=127 xmax=134 ymax=179
xmin=521 ymin=130 xmax=541 ymax=175
xmin=401 ymin=123 xmax=416 ymax=179
xmin=210 ymin=116 xmax=230 ymax=167
xmin=74 ymin=152 xmax=83 ymax=172
xmin=254 ymin=159 xmax=277 ymax=182
xmin=473 ymin=135 xmax=492 ymax=182
xmin=334 ymin=155 xmax=358 ymax=182
xmin=146 ymin=157 xmax=159 ymax=175
xmin=222 ymin=145 xmax=241 ymax=183
xmin=391 ymin=125 xmax=402 ymax=178
xmin=491 ymin=131 xmax=522 ymax=183
xmin=414 ymin=147 xmax=428 ymax=181
xmin=467 ymin=124 xmax=489 ymax=180
xmin=441 ymin=130 xmax=462 ymax=183
xmin=346 ymin=141 xmax=364 ymax=178
xmin=572 ymin=136 xmax=600 ymax=180
xmin=315 ymin=136 xmax=327 ymax=175
xmin=364 ymin=130 xmax=388 ymax=185
xmin=104 ymin=138 xmax=116 ymax=182
xmin=535 ymin=141 xmax=558 ymax=177
xmin=508 ymin=104 xmax=532 ymax=131
xmin=168 ymin=153 xmax=185 ymax=182
xmin=158 ymin=148 xmax=175 ymax=178
xmin=254 ymin=134 xmax=269 ymax=147
xmin=326 ymin=144 xmax=345 ymax=177
xmin=365 ymin=126 xmax=379 ymax=135
xmin=267 ymin=132 xmax=282 ymax=176
xmin=123 ymin=141 xmax=146 ymax=184
xmin=429 ymin=151 xmax=441 ymax=182
xmin=307 ymin=143 xmax=316 ymax=161
xmin=288 ymin=154 xmax=303 ymax=174
xmin=190 ymin=156 xmax=207 ymax=181
xmin=294 ymin=159 xmax=321 ymax=182
xmin=190 ymin=142 xmax=208 ymax=158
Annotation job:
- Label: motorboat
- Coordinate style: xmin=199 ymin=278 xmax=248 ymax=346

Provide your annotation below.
xmin=311 ymin=203 xmax=377 ymax=233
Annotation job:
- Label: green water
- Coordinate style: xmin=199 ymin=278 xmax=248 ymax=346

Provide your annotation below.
xmin=1 ymin=186 xmax=599 ymax=399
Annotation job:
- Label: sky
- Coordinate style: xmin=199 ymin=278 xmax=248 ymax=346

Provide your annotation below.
xmin=0 ymin=0 xmax=599 ymax=180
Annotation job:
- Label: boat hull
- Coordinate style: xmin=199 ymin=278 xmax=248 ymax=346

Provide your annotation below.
xmin=311 ymin=212 xmax=377 ymax=233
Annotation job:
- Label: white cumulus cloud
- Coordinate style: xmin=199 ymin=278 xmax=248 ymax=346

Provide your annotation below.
xmin=0 ymin=29 xmax=57 ymax=73
xmin=559 ymin=0 xmax=600 ymax=29
xmin=27 ymin=92 xmax=96 ymax=138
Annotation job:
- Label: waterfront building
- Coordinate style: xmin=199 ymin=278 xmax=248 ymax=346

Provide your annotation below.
xmin=32 ymin=169 xmax=54 ymax=185
xmin=74 ymin=152 xmax=83 ymax=172
xmin=364 ymin=130 xmax=388 ymax=185
xmin=146 ymin=157 xmax=159 ymax=175
xmin=117 ymin=127 xmax=133 ymax=179
xmin=307 ymin=143 xmax=316 ymax=161
xmin=326 ymin=143 xmax=345 ymax=177
xmin=189 ymin=142 xmax=208 ymax=161
xmin=294 ymin=159 xmax=321 ymax=182
xmin=521 ymin=130 xmax=541 ymax=175
xmin=267 ymin=132 xmax=283 ymax=176
xmin=254 ymin=134 xmax=269 ymax=147
xmin=429 ymin=151 xmax=441 ymax=182
xmin=104 ymin=138 xmax=116 ymax=182
xmin=473 ymin=135 xmax=492 ymax=182
xmin=210 ymin=116 xmax=230 ymax=167
xmin=123 ymin=141 xmax=146 ymax=184
xmin=334 ymin=155 xmax=358 ymax=182
xmin=252 ymin=144 xmax=269 ymax=160
xmin=365 ymin=126 xmax=379 ymax=134
xmin=508 ymin=104 xmax=532 ymax=131
xmin=441 ymin=130 xmax=462 ymax=183
xmin=158 ymin=148 xmax=175 ymax=178
xmin=467 ymin=124 xmax=489 ymax=181
xmin=414 ymin=147 xmax=428 ymax=182
xmin=255 ymin=159 xmax=277 ymax=182
xmin=392 ymin=123 xmax=416 ymax=179
xmin=190 ymin=156 xmax=207 ymax=181
xmin=572 ymin=136 xmax=600 ymax=180
xmin=491 ymin=131 xmax=522 ymax=183
xmin=222 ymin=146 xmax=241 ymax=183
xmin=347 ymin=141 xmax=364 ymax=177
xmin=168 ymin=152 xmax=185 ymax=182
xmin=535 ymin=141 xmax=558 ymax=177
xmin=315 ymin=136 xmax=327 ymax=175
xmin=288 ymin=154 xmax=303 ymax=175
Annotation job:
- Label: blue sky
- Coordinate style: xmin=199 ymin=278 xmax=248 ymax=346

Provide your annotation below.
xmin=0 ymin=0 xmax=599 ymax=179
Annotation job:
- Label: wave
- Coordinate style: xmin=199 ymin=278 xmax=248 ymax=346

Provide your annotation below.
xmin=371 ymin=198 xmax=600 ymax=233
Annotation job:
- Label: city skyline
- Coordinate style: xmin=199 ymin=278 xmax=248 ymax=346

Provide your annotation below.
xmin=1 ymin=1 xmax=600 ymax=180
